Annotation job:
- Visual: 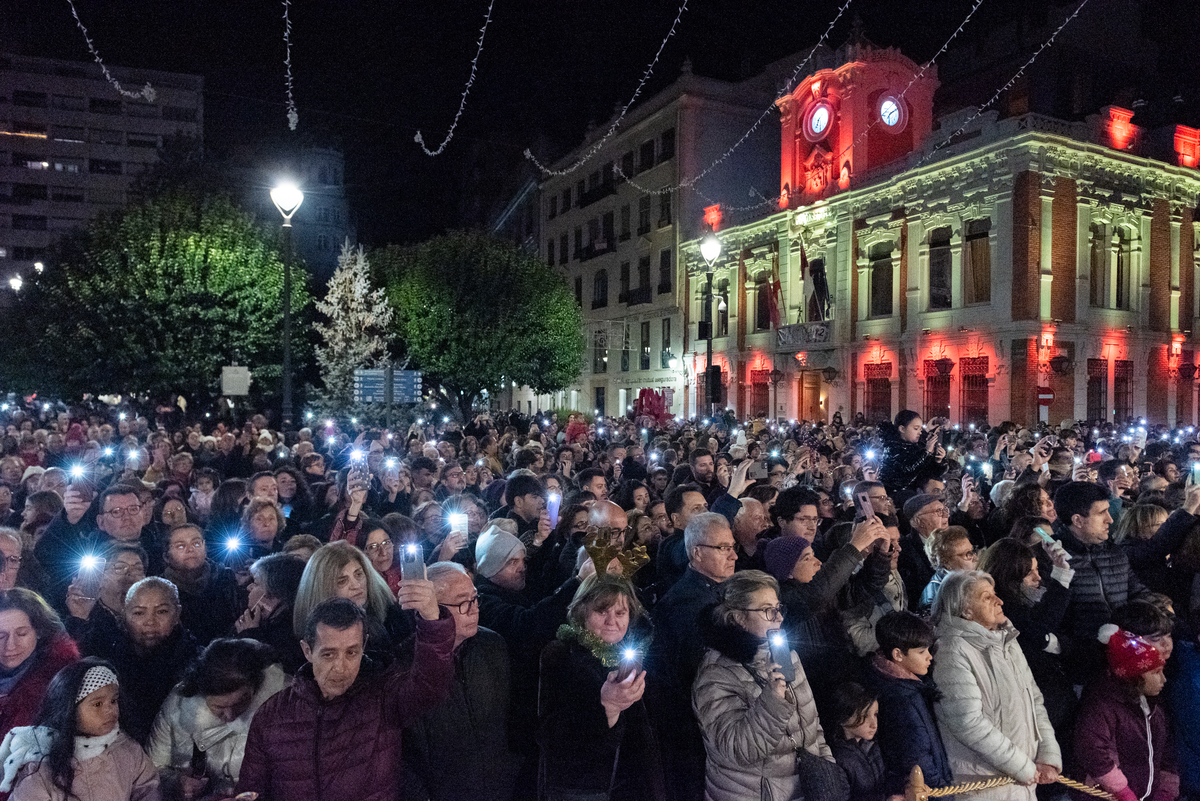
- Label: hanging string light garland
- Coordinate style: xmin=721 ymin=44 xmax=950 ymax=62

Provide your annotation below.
xmin=917 ymin=0 xmax=1092 ymax=165
xmin=523 ymin=0 xmax=691 ymax=176
xmin=281 ymin=0 xmax=299 ymax=130
xmin=414 ymin=0 xmax=497 ymax=156
xmin=611 ymin=0 xmax=854 ymax=195
xmin=65 ymin=0 xmax=155 ymax=102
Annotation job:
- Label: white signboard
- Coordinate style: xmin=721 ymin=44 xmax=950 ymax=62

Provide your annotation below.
xmin=222 ymin=366 xmax=252 ymax=396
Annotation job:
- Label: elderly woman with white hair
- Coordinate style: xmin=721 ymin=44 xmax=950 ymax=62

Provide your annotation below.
xmin=931 ymin=570 xmax=1061 ymax=799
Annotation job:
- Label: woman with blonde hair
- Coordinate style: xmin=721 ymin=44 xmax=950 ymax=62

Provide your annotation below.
xmin=292 ymin=541 xmax=410 ymax=664
xmin=919 ymin=526 xmax=978 ymax=613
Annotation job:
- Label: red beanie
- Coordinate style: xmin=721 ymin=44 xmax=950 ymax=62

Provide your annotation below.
xmin=1099 ymin=625 xmax=1165 ymax=680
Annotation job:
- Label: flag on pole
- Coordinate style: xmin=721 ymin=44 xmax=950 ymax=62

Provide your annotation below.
xmin=799 ymin=243 xmax=809 ymax=281
xmin=768 ymin=252 xmax=783 ymax=329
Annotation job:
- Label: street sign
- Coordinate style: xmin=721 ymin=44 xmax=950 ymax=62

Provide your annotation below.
xmin=353 ymin=369 xmax=387 ymax=403
xmin=394 ymin=370 xmax=423 ymax=404
xmin=222 ymin=366 xmax=251 ymax=396
xmin=1037 ymin=387 xmax=1055 ymax=407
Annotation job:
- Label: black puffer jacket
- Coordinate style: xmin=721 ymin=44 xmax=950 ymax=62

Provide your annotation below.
xmin=877 ymin=426 xmax=943 ymax=496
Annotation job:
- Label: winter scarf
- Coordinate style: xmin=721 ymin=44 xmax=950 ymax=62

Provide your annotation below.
xmin=0 ymin=724 xmax=121 ymax=791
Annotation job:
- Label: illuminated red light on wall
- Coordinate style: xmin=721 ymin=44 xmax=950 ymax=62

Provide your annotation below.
xmin=1105 ymin=106 xmax=1135 ymax=150
xmin=1176 ymin=126 xmax=1200 ymax=168
xmin=703 ymin=204 xmax=723 ymax=231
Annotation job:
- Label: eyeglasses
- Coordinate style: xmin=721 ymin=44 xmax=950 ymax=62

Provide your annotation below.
xmin=736 ymin=605 xmax=784 ymax=621
xmin=106 ymin=562 xmax=144 ymax=576
xmin=103 ymin=504 xmax=143 ymax=518
xmin=450 ymin=595 xmax=479 ymax=614
xmin=171 ymin=540 xmax=205 ymax=553
xmin=696 ymin=543 xmax=737 ymax=554
xmin=922 ymin=507 xmax=951 ymax=518
xmin=365 ymin=539 xmax=394 ymax=554
xmin=1 ymin=556 xmax=21 ymax=570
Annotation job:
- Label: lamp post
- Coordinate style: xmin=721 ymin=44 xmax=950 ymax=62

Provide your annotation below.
xmin=700 ymin=229 xmax=722 ymax=418
xmin=270 ymin=181 xmax=304 ymax=430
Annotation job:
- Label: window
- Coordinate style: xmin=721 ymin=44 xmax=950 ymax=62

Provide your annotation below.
xmin=162 ymin=106 xmax=197 ymax=122
xmin=51 ymin=187 xmax=85 ymax=203
xmin=964 ymin=219 xmax=991 ymax=304
xmin=125 ymin=134 xmax=158 ymax=148
xmin=1114 ymin=359 xmax=1133 ymax=421
xmin=54 ymin=160 xmax=82 ymax=173
xmin=593 ymin=332 xmax=608 ymax=374
xmin=865 ymin=364 xmax=892 ymax=423
xmin=805 ymin=258 xmax=826 ymax=321
xmin=561 ymin=188 xmax=572 ymax=212
xmin=620 ymin=205 xmax=631 ymax=240
xmin=658 ymin=249 xmax=672 ymax=293
xmin=548 ymin=195 xmax=558 ymax=219
xmin=621 ymin=325 xmax=630 ymax=372
xmin=755 ymin=274 xmax=771 ymax=331
xmin=125 ymin=103 xmax=158 ymax=119
xmin=959 ymin=357 xmax=989 ymax=426
xmin=559 ymin=234 xmax=568 ymax=266
xmin=661 ymin=318 xmax=672 ymax=368
xmin=1089 ymin=224 xmax=1106 ymax=308
xmin=574 ymin=277 xmax=583 ymax=306
xmin=12 ymin=184 xmax=47 ymax=201
xmin=89 ymin=129 xmax=123 ymax=145
xmin=658 ymin=191 xmax=672 ymax=227
xmin=547 ymin=239 xmax=555 ymax=265
xmin=52 ymin=126 xmax=86 ymax=143
xmin=716 ymin=279 xmax=730 ymax=337
xmin=13 ymin=153 xmax=48 ymax=170
xmin=51 ymin=94 xmax=85 ymax=111
xmin=593 ymin=270 xmax=609 ymax=309
xmin=660 ymin=128 xmax=676 ymax=160
xmin=751 ymin=370 xmax=770 ymax=417
xmin=575 ymin=180 xmax=585 ymax=205
xmin=13 ymin=91 xmax=48 ymax=108
xmin=869 ymin=243 xmax=894 ymax=318
xmin=1115 ymin=230 xmax=1132 ymax=311
xmin=619 ymin=262 xmax=631 ymax=301
xmin=88 ymin=159 xmax=122 ymax=175
xmin=637 ymin=196 xmax=651 ymax=234
xmin=89 ymin=98 xmax=121 ymax=115
xmin=595 ymin=387 xmax=606 ymax=416
xmin=1091 ymin=224 xmax=1133 ymax=310
xmin=573 ymin=227 xmax=583 ymax=259
xmin=587 ymin=170 xmax=600 ymax=192
xmin=621 ymin=151 xmax=634 ymax=177
xmin=639 ymin=140 xmax=655 ymax=172
xmin=602 ymin=212 xmax=614 ymax=247
xmin=640 ymin=322 xmax=651 ymax=370
xmin=1087 ymin=359 xmax=1107 ymax=422
xmin=637 ymin=257 xmax=651 ymax=290
xmin=923 ymin=367 xmax=951 ymax=420
xmin=928 ymin=227 xmax=952 ymax=310
xmin=11 ymin=215 xmax=47 ymax=231
xmin=587 ymin=218 xmax=600 ymax=248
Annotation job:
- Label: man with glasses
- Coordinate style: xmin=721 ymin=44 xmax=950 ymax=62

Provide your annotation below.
xmin=899 ymin=493 xmax=949 ymax=609
xmin=161 ymin=523 xmax=240 ymax=646
xmin=648 ymin=512 xmax=736 ymax=801
xmin=36 ymin=483 xmax=160 ymax=612
xmin=403 ymin=562 xmax=516 ymax=801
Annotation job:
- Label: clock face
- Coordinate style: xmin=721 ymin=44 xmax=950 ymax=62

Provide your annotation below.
xmin=880 ymin=99 xmax=901 ymax=126
xmin=810 ymin=106 xmax=830 ymax=135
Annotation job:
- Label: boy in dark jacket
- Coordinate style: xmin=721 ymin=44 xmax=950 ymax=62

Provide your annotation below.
xmin=863 ymin=611 xmax=954 ymax=797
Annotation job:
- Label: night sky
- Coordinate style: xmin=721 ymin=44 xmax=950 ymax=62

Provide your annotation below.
xmin=2 ymin=0 xmax=1197 ymax=245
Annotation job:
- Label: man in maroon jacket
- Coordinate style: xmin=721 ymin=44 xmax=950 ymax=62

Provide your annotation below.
xmin=237 ymin=580 xmax=455 ymax=801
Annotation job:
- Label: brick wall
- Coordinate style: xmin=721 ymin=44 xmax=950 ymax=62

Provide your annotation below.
xmin=1182 ymin=207 xmax=1195 ymax=335
xmin=1051 ymin=177 xmax=1077 ymax=323
xmin=1147 ymin=345 xmax=1169 ymax=422
xmin=1010 ymin=337 xmax=1038 ymax=423
xmin=1011 ymin=172 xmax=1040 ymax=320
xmin=1149 ymin=199 xmax=1172 ymax=333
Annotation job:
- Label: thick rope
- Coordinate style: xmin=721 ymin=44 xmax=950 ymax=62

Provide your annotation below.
xmin=921 ymin=774 xmax=1114 ymax=799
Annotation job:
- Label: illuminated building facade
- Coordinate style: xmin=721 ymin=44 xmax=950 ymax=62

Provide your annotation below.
xmin=682 ymin=41 xmax=1200 ymax=426
xmin=0 ymin=53 xmax=203 ymax=281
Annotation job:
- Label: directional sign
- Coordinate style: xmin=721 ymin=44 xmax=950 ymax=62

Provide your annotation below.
xmin=353 ymin=369 xmax=387 ymax=403
xmin=395 ymin=370 xmax=423 ymax=404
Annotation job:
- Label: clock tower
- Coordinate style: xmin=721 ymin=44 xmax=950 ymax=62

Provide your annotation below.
xmin=777 ymin=42 xmax=938 ymax=208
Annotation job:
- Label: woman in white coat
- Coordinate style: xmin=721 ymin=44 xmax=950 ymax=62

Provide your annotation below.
xmin=692 ymin=570 xmax=839 ymax=801
xmin=931 ymin=571 xmax=1061 ymax=800
xmin=148 ymin=638 xmax=286 ymax=800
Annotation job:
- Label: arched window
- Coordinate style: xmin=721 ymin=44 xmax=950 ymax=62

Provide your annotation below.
xmin=869 ymin=243 xmax=894 ymax=318
xmin=928 ymin=227 xmax=952 ymax=310
xmin=716 ymin=279 xmax=730 ymax=337
xmin=754 ymin=274 xmax=770 ymax=331
xmin=593 ymin=269 xmax=608 ymax=309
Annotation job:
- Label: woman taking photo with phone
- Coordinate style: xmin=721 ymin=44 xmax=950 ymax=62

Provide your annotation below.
xmin=878 ymin=411 xmax=946 ymax=497
xmin=538 ymin=573 xmax=664 ymax=801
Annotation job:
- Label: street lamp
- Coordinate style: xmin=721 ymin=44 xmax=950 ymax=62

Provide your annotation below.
xmin=700 ymin=229 xmax=722 ymax=418
xmin=270 ymin=181 xmax=304 ymax=430
xmin=8 ymin=276 xmax=22 ymax=292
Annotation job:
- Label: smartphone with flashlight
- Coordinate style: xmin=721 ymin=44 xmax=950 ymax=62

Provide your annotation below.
xmin=76 ymin=556 xmax=105 ymax=600
xmin=615 ymin=646 xmax=642 ymax=682
xmin=447 ymin=513 xmax=468 ymax=535
xmin=748 ymin=459 xmax=769 ymax=481
xmin=546 ymin=493 xmax=562 ymax=529
xmin=1033 ymin=525 xmax=1055 ymax=546
xmin=768 ymin=630 xmax=795 ymax=683
xmin=400 ymin=543 xmax=426 ymax=582
xmin=853 ymin=489 xmax=878 ymax=523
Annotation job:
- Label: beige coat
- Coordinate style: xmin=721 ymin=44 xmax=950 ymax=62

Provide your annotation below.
xmin=693 ymin=643 xmax=831 ymax=801
xmin=933 ymin=616 xmax=1061 ymax=801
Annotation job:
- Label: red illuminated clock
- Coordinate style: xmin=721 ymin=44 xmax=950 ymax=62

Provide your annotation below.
xmin=802 ymin=101 xmax=834 ymax=143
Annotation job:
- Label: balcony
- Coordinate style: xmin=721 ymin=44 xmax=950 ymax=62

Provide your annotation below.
xmin=579 ymin=239 xmax=616 ymax=262
xmin=577 ymin=181 xmax=616 ymax=210
xmin=776 ymin=321 xmax=832 ymax=348
xmin=626 ymin=286 xmax=652 ymax=306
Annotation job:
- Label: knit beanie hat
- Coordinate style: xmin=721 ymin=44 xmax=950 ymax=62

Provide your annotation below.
xmin=763 ymin=535 xmax=812 ymax=583
xmin=902 ymin=493 xmax=940 ymax=522
xmin=475 ymin=523 xmax=525 ymax=579
xmin=1099 ymin=624 xmax=1166 ymax=680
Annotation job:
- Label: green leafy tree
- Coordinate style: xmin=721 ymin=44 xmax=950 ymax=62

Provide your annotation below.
xmin=1 ymin=191 xmax=310 ymax=403
xmin=378 ymin=231 xmax=584 ymax=420
xmin=313 ymin=239 xmax=394 ymax=412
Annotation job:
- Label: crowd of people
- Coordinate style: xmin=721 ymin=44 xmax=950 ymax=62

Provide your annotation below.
xmin=0 ymin=399 xmax=1198 ymax=800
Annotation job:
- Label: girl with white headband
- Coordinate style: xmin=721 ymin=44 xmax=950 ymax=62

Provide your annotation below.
xmin=0 ymin=658 xmax=160 ymax=800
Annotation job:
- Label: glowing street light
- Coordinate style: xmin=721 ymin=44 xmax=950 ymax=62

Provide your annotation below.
xmin=271 ymin=181 xmax=304 ymax=430
xmin=8 ymin=275 xmax=21 ymax=292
